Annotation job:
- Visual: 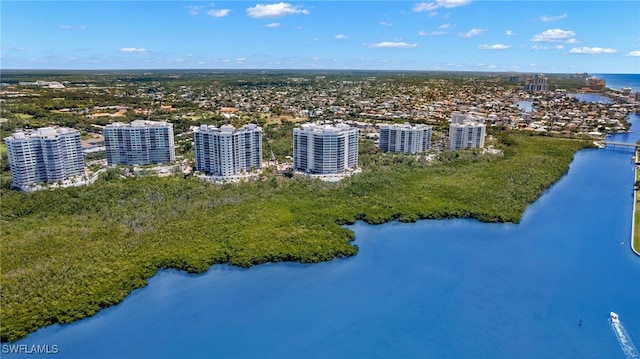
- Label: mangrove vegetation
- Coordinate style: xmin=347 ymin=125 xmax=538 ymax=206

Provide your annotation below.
xmin=1 ymin=132 xmax=591 ymax=342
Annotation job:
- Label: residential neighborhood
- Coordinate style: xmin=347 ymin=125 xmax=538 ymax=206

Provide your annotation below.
xmin=1 ymin=71 xmax=638 ymax=191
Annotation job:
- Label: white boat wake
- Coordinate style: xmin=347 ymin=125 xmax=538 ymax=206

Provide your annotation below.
xmin=610 ymin=313 xmax=639 ymax=359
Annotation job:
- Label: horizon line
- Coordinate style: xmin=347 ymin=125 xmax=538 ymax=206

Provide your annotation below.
xmin=1 ymin=68 xmax=622 ymax=75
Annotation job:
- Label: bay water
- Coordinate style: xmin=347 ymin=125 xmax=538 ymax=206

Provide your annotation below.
xmin=5 ymin=106 xmax=640 ymax=358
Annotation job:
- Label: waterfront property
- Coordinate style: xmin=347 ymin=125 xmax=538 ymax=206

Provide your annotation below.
xmin=4 ymin=127 xmax=84 ymax=191
xmin=103 ymin=120 xmax=175 ymax=166
xmin=5 ymin=132 xmax=638 ymax=359
xmin=193 ymin=124 xmax=262 ymax=177
xmin=586 ymin=77 xmax=607 ymax=92
xmin=293 ymin=123 xmax=359 ymax=176
xmin=449 ymin=112 xmax=487 ymax=150
xmin=378 ymin=123 xmax=432 ymax=154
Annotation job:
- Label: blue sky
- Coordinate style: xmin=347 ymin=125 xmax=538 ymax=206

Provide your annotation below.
xmin=2 ymin=1 xmax=639 ymax=73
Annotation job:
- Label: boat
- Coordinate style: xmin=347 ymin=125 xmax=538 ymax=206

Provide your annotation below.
xmin=610 ymin=312 xmax=620 ymax=324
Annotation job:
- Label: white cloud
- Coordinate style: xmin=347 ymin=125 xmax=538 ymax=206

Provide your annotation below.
xmin=459 ymin=28 xmax=485 ymax=38
xmin=366 ymin=41 xmax=418 ymax=48
xmin=438 ymin=23 xmax=452 ymax=29
xmin=532 ymin=45 xmax=564 ymax=50
xmin=418 ymin=30 xmax=446 ymax=36
xmin=569 ymin=47 xmax=617 ymax=54
xmin=246 ymin=3 xmax=309 ymax=18
xmin=531 ymin=29 xmax=575 ymax=42
xmin=505 ymin=30 xmax=514 ymax=36
xmin=412 ymin=3 xmax=437 ymax=12
xmin=187 ymin=5 xmax=203 ymax=15
xmin=60 ymin=25 xmax=85 ymax=30
xmin=235 ymin=57 xmax=246 ymax=63
xmin=565 ymin=38 xmax=580 ymax=44
xmin=335 ymin=34 xmax=348 ymax=40
xmin=541 ymin=13 xmax=568 ymax=22
xmin=413 ymin=0 xmax=472 ymax=12
xmin=478 ymin=44 xmax=510 ymax=50
xmin=266 ymin=22 xmax=281 ymax=28
xmin=207 ymin=9 xmax=230 ymax=17
xmin=626 ymin=50 xmax=640 ymax=57
xmin=2 ymin=46 xmax=28 ymax=51
xmin=380 ymin=21 xmax=392 ymax=26
xmin=120 ymin=48 xmax=148 ymax=53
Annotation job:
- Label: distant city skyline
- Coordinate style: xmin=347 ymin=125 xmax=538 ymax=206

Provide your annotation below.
xmin=1 ymin=1 xmax=639 ymax=73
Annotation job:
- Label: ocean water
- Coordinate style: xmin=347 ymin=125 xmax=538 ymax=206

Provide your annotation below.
xmin=593 ymin=74 xmax=640 ymax=93
xmin=4 ymin=120 xmax=640 ymax=357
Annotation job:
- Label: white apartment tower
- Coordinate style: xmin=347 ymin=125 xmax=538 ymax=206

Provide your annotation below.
xmin=5 ymin=127 xmax=84 ymax=191
xmin=104 ymin=120 xmax=175 ymax=166
xmin=293 ymin=123 xmax=358 ymax=174
xmin=449 ymin=112 xmax=486 ymax=150
xmin=193 ymin=124 xmax=262 ymax=177
xmin=379 ymin=123 xmax=432 ymax=153
xmin=524 ymin=74 xmax=549 ymax=92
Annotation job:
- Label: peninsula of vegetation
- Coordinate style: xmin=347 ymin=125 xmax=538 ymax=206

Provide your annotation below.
xmin=1 ymin=70 xmax=628 ymax=342
xmin=1 ymin=131 xmax=590 ymax=342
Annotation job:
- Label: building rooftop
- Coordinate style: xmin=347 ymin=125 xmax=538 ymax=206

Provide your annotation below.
xmin=105 ymin=120 xmax=172 ymax=128
xmin=5 ymin=127 xmax=78 ymax=141
xmin=378 ymin=122 xmax=431 ymax=129
xmin=297 ymin=123 xmax=355 ymax=133
xmin=194 ymin=123 xmax=261 ymax=134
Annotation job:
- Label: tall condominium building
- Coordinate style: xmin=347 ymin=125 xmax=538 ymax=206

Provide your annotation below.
xmin=193 ymin=124 xmax=262 ymax=177
xmin=104 ymin=120 xmax=175 ymax=166
xmin=293 ymin=123 xmax=359 ymax=175
xmin=378 ymin=123 xmax=432 ymax=154
xmin=524 ymin=74 xmax=549 ymax=92
xmin=5 ymin=127 xmax=84 ymax=191
xmin=448 ymin=113 xmax=486 ymax=150
xmin=586 ymin=77 xmax=606 ymax=91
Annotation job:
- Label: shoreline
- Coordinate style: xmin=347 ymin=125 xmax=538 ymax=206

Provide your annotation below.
xmin=633 ymin=148 xmax=640 ymax=256
xmin=0 ymin=134 xmax=589 ymax=343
